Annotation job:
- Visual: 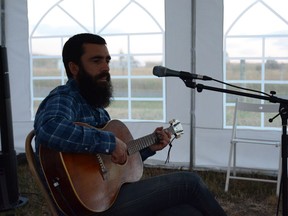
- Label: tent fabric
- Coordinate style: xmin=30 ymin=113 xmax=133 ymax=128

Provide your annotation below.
xmin=2 ymin=0 xmax=281 ymax=172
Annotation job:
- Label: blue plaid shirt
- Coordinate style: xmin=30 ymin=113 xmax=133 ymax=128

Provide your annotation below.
xmin=34 ymin=79 xmax=155 ymax=160
xmin=34 ymin=78 xmax=116 ymax=155
xmin=34 ymin=79 xmax=155 ymax=215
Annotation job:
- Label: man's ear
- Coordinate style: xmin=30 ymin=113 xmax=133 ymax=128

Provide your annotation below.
xmin=68 ymin=62 xmax=79 ymax=78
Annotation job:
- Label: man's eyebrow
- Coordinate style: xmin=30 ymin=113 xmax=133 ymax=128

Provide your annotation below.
xmin=90 ymin=55 xmax=111 ymax=60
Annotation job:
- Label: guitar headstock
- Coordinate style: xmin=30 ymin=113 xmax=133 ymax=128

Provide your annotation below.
xmin=169 ymin=119 xmax=184 ymax=139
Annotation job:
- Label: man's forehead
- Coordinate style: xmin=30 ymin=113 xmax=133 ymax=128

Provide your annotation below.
xmin=82 ymin=43 xmax=110 ymax=56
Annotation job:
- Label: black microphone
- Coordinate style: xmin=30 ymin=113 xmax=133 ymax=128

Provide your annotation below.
xmin=153 ymin=66 xmax=212 ymax=81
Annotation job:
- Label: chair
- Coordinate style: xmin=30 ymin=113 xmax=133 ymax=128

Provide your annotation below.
xmin=225 ymin=99 xmax=281 ymax=196
xmin=25 ymin=130 xmax=58 ymax=216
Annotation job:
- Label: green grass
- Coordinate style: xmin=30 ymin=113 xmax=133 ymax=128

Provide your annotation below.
xmin=0 ymin=156 xmax=282 ymax=216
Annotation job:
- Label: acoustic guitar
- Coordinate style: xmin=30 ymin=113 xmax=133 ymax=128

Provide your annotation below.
xmin=39 ymin=119 xmax=184 ymax=215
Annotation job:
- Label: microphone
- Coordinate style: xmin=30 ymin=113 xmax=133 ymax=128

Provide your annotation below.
xmin=153 ymin=66 xmax=212 ymax=81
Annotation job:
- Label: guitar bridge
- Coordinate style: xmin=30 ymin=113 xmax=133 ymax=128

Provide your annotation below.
xmin=96 ymin=154 xmax=108 ymax=180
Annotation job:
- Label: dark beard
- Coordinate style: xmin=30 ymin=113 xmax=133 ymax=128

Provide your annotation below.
xmin=77 ymin=66 xmax=113 ymax=108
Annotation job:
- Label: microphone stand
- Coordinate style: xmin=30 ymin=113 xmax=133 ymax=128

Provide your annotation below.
xmin=182 ymin=78 xmax=288 ymax=216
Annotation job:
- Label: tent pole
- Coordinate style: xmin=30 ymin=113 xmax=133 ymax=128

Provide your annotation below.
xmin=189 ymin=0 xmax=196 ymax=171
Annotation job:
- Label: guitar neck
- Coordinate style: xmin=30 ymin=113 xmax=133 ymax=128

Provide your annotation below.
xmin=127 ymin=126 xmax=174 ymax=155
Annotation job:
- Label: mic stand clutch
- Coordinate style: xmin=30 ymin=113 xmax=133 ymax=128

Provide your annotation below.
xmin=181 ymin=77 xmax=288 ymax=216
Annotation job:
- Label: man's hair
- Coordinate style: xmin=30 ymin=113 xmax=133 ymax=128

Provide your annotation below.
xmin=62 ymin=33 xmax=107 ymax=78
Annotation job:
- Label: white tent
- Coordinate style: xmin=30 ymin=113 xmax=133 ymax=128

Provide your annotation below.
xmin=1 ymin=0 xmax=281 ymax=173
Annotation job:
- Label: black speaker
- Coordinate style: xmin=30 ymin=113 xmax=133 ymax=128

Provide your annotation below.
xmin=0 ymin=46 xmax=28 ymax=211
xmin=0 ymin=152 xmax=19 ymax=210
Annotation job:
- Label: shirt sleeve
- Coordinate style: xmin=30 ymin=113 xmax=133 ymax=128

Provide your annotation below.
xmin=140 ymin=147 xmax=156 ymax=161
xmin=34 ymin=93 xmax=116 ymax=154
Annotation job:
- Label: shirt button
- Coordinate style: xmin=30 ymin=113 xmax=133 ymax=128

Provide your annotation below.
xmin=105 ymin=149 xmax=109 ymax=153
xmin=85 ymin=147 xmax=88 ymax=151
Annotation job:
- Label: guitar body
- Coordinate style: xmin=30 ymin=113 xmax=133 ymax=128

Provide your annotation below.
xmin=39 ymin=120 xmax=143 ymax=215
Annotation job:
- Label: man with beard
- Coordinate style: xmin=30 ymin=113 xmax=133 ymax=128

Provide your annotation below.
xmin=34 ymin=33 xmax=227 ymax=216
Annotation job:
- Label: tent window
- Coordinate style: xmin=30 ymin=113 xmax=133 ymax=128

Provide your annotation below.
xmin=28 ymin=0 xmax=165 ymax=122
xmin=223 ymin=0 xmax=288 ymax=129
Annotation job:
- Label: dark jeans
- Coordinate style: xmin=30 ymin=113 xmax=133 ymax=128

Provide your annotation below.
xmin=97 ymin=171 xmax=227 ymax=216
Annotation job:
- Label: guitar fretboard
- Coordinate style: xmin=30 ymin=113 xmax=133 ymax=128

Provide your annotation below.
xmin=127 ymin=126 xmax=174 ymax=155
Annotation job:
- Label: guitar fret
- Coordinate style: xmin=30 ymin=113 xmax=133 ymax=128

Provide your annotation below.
xmin=136 ymin=136 xmax=147 ymax=153
xmin=132 ymin=139 xmax=140 ymax=154
xmin=128 ymin=133 xmax=158 ymax=155
xmin=127 ymin=119 xmax=183 ymax=155
xmin=128 ymin=141 xmax=136 ymax=155
xmin=151 ymin=134 xmax=158 ymax=144
xmin=135 ymin=140 xmax=142 ymax=153
xmin=139 ymin=137 xmax=147 ymax=149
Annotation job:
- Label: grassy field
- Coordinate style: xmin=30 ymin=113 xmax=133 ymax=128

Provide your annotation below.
xmin=0 ymin=155 xmax=283 ymax=216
